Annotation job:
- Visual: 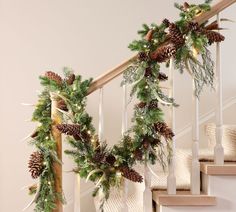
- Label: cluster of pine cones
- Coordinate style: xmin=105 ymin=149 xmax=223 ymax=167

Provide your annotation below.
xmin=45 ymin=71 xmax=75 ymax=86
xmin=149 ymin=16 xmax=225 ymax=63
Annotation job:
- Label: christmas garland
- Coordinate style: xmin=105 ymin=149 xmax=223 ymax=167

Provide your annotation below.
xmin=25 ymin=1 xmax=226 ymax=211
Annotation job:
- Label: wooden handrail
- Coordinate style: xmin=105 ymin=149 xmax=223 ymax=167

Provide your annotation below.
xmin=87 ymin=0 xmax=236 ymax=95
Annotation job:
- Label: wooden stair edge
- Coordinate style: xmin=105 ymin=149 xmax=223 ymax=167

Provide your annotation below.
xmin=200 ymin=162 xmax=236 ymax=175
xmin=152 ymin=191 xmax=216 ymax=206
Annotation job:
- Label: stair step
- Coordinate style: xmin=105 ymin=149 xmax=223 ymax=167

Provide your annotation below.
xmin=201 ymin=162 xmax=236 ymax=175
xmin=153 ymin=190 xmax=216 ymax=206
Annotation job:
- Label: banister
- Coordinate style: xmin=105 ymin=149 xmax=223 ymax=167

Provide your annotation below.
xmin=87 ymin=0 xmax=236 ymax=95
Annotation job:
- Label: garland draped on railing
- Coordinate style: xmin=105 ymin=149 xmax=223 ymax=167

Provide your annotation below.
xmin=24 ymin=1 xmax=226 ymax=211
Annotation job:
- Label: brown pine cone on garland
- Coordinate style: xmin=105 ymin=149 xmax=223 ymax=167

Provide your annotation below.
xmin=155 ymin=122 xmax=174 ymax=140
xmin=162 ymin=18 xmax=170 ymax=27
xmin=151 ymin=44 xmax=176 ymax=62
xmin=134 ymin=149 xmax=143 ymax=161
xmin=138 ymin=52 xmax=148 ymax=61
xmin=144 ymin=67 xmax=152 ymax=78
xmin=158 ymin=72 xmax=168 ymax=81
xmin=57 ymin=124 xmax=81 ymax=140
xmin=105 ymin=154 xmax=116 ymax=166
xmin=136 ymin=102 xmax=147 ymax=109
xmin=169 ymin=23 xmax=185 ymax=48
xmin=145 ymin=29 xmax=153 ymax=41
xmin=119 ymin=166 xmax=143 ymax=183
xmin=28 ymin=151 xmax=44 ymax=179
xmin=93 ymin=152 xmax=106 ymax=163
xmin=45 ymin=71 xmax=63 ymax=85
xmin=204 ymin=30 xmax=225 ymax=45
xmin=188 ymin=22 xmax=200 ymax=32
xmin=57 ymin=99 xmax=68 ymax=111
xmin=65 ymin=74 xmax=76 ymax=85
xmin=148 ymin=100 xmax=159 ymax=109
xmin=142 ymin=137 xmax=150 ymax=149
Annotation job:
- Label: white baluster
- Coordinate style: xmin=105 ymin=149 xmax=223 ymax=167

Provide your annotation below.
xmin=143 ymin=163 xmax=152 ymax=212
xmin=214 ymin=13 xmax=224 ymax=165
xmin=120 ymin=84 xmax=129 ymax=212
xmin=94 ymin=88 xmax=104 ymax=212
xmin=98 ymin=88 xmax=104 ymax=142
xmin=74 ymin=175 xmax=81 ymax=212
xmin=191 ymin=80 xmax=200 ymax=195
xmin=167 ymin=58 xmax=177 ymax=195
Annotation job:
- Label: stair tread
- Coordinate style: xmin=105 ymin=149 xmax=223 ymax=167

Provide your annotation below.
xmin=153 ymin=190 xmax=216 ymax=206
xmin=201 ymin=162 xmax=236 ymax=175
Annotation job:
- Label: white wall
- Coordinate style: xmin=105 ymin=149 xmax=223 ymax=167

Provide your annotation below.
xmin=0 ymin=1 xmax=235 ymax=212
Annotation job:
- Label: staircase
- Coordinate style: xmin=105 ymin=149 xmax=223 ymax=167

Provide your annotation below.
xmin=74 ymin=0 xmax=236 ymax=211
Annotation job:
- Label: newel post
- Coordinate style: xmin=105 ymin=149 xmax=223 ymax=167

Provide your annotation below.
xmin=50 ymin=93 xmax=63 ymax=212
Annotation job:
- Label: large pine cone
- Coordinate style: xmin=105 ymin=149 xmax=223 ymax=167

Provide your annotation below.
xmin=138 ymin=52 xmax=149 ymax=62
xmin=187 ymin=22 xmax=200 ymax=32
xmin=57 ymin=124 xmax=81 ymax=140
xmin=155 ymin=122 xmax=174 ymax=140
xmin=162 ymin=18 xmax=170 ymax=27
xmin=65 ymin=74 xmax=76 ymax=85
xmin=105 ymin=154 xmax=116 ymax=166
xmin=204 ymin=30 xmax=225 ymax=45
xmin=45 ymin=71 xmax=63 ymax=85
xmin=136 ymin=102 xmax=147 ymax=109
xmin=93 ymin=152 xmax=106 ymax=163
xmin=169 ymin=23 xmax=185 ymax=48
xmin=28 ymin=151 xmax=44 ymax=179
xmin=119 ymin=167 xmax=143 ymax=183
xmin=151 ymin=44 xmax=176 ymax=62
xmin=133 ymin=149 xmax=143 ymax=161
xmin=148 ymin=100 xmax=159 ymax=109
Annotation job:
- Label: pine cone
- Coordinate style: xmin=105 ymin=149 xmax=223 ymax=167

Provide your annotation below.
xmin=136 ymin=102 xmax=147 ymax=109
xmin=158 ymin=72 xmax=168 ymax=81
xmin=188 ymin=22 xmax=199 ymax=32
xmin=144 ymin=67 xmax=152 ymax=77
xmin=57 ymin=124 xmax=81 ymax=140
xmin=138 ymin=52 xmax=148 ymax=61
xmin=148 ymin=100 xmax=159 ymax=109
xmin=45 ymin=71 xmax=63 ymax=85
xmin=134 ymin=149 xmax=143 ymax=161
xmin=151 ymin=44 xmax=176 ymax=62
xmin=65 ymin=74 xmax=76 ymax=85
xmin=204 ymin=30 xmax=225 ymax=44
xmin=105 ymin=154 xmax=116 ymax=166
xmin=93 ymin=152 xmax=106 ymax=163
xmin=28 ymin=151 xmax=44 ymax=179
xmin=142 ymin=137 xmax=150 ymax=149
xmin=162 ymin=18 xmax=170 ymax=27
xmin=119 ymin=167 xmax=143 ymax=183
xmin=155 ymin=122 xmax=174 ymax=140
xmin=57 ymin=99 xmax=68 ymax=111
xmin=169 ymin=23 xmax=185 ymax=48
xmin=145 ymin=29 xmax=153 ymax=41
